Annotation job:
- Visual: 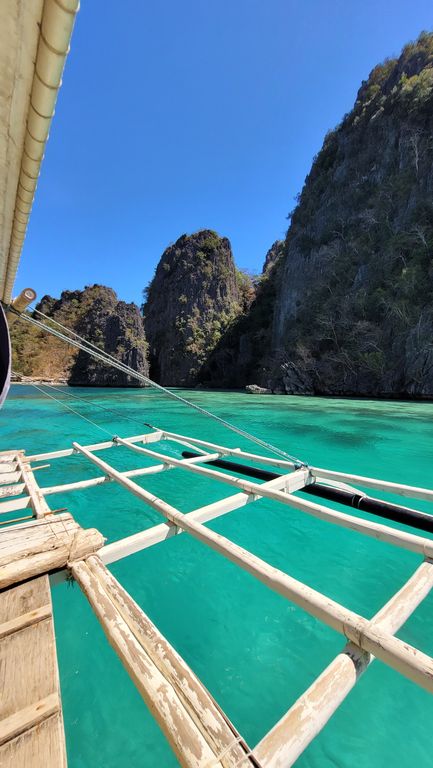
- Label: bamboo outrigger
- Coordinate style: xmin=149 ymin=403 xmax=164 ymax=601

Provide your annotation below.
xmin=0 ymin=2 xmax=432 ymax=766
xmin=0 ymin=429 xmax=433 ymax=766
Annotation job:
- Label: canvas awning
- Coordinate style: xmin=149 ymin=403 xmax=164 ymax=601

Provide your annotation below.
xmin=0 ymin=0 xmax=79 ymax=305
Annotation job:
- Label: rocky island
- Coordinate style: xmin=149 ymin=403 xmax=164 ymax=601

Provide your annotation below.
xmin=11 ymin=285 xmax=148 ymax=386
xmin=11 ymin=33 xmax=433 ymax=398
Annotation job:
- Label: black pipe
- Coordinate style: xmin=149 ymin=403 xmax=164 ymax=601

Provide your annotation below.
xmin=181 ymin=451 xmax=433 ymax=534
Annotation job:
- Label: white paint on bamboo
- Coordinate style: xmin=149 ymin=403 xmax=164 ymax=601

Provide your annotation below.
xmin=26 ymin=430 xmax=164 ymax=462
xmin=72 ymin=556 xmax=254 ymax=767
xmin=254 ymin=559 xmax=433 ymax=767
xmin=74 ymin=442 xmax=433 ymax=694
xmin=1 ymin=428 xmax=433 ymax=768
xmin=101 ymin=472 xmax=293 ymax=564
xmin=115 ymin=437 xmax=433 ymax=560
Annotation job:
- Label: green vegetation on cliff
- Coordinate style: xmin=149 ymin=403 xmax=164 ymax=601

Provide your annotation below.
xmin=205 ymin=32 xmax=433 ymax=397
xmin=143 ymin=230 xmax=254 ymax=386
xmin=11 ymin=285 xmax=149 ymax=386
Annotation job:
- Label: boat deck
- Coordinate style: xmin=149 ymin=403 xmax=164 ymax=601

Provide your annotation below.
xmin=0 ymin=574 xmax=66 ymax=767
xmin=0 ymin=430 xmax=432 ymax=767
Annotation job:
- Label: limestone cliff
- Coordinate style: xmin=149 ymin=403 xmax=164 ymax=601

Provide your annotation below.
xmin=206 ymin=32 xmax=433 ymax=398
xmin=11 ymin=285 xmax=149 ymax=386
xmin=143 ymin=230 xmax=250 ymax=386
xmin=272 ymin=32 xmax=433 ymax=397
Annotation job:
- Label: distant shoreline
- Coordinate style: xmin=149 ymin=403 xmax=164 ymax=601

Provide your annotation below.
xmin=10 ymin=380 xmax=433 ymax=403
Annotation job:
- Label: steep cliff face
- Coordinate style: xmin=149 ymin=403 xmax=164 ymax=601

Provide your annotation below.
xmin=143 ymin=230 xmax=248 ymax=386
xmin=263 ymin=240 xmax=284 ymax=274
xmin=271 ymin=33 xmax=433 ymax=397
xmin=201 ymin=243 xmax=283 ymax=388
xmin=11 ymin=285 xmax=149 ymax=386
xmin=207 ymin=33 xmax=433 ymax=397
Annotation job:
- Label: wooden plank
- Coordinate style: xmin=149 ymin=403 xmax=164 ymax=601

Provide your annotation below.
xmin=0 ymin=483 xmax=26 ymax=498
xmin=0 ymin=575 xmax=66 ymax=767
xmin=0 ymin=463 xmax=18 ymax=474
xmin=0 ymin=496 xmax=32 ymax=514
xmin=72 ymin=557 xmax=254 ymax=768
xmin=0 ymin=573 xmax=55 ymax=625
xmin=0 ymin=471 xmax=22 ymax=485
xmin=0 ymin=604 xmax=52 ymax=639
xmin=254 ymin=559 xmax=433 ymax=768
xmin=0 ymin=693 xmax=60 ymax=746
xmin=0 ymin=515 xmax=105 ymax=589
xmin=0 ymin=715 xmax=66 ymax=768
xmin=0 ymin=453 xmax=19 ymax=464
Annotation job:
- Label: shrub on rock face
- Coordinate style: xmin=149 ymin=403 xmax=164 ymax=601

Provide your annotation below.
xmin=203 ymin=32 xmax=433 ymax=398
xmin=11 ymin=284 xmax=149 ymax=387
xmin=143 ymin=230 xmax=251 ymax=386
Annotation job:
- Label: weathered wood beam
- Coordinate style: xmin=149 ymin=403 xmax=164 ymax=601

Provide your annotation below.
xmin=0 ymin=515 xmax=105 ymax=589
xmin=72 ymin=557 xmax=254 ymax=767
xmin=16 ymin=455 xmax=51 ymax=518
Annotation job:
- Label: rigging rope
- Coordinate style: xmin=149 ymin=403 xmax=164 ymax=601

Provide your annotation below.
xmin=29 ymin=379 xmax=155 ymax=432
xmin=13 ymin=307 xmax=307 ymax=467
xmin=14 ymin=375 xmax=112 ymax=436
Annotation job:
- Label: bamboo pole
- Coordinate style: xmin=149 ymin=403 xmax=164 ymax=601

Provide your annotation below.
xmin=5 ymin=288 xmax=37 ymax=326
xmin=26 ymin=427 xmax=433 ymax=503
xmin=71 ymin=558 xmax=254 ymax=767
xmin=0 ymin=451 xmax=222 ymax=517
xmin=161 ymin=429 xmax=433 ymax=502
xmin=311 ymin=466 xmax=433 ymax=503
xmin=116 ymin=438 xmax=310 ymax=495
xmin=100 ymin=472 xmax=292 ymax=564
xmin=26 ymin=431 xmax=164 ymax=463
xmin=161 ymin=430 xmax=297 ymax=470
xmin=116 ymin=438 xmax=433 ymax=559
xmin=254 ymin=559 xmax=433 ymax=768
xmin=74 ymin=442 xmax=433 ymax=693
xmin=87 ymin=555 xmax=254 ymax=766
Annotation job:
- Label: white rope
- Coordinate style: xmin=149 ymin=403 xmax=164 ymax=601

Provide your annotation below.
xmin=31 ymin=379 xmax=153 ymax=432
xmin=15 ymin=308 xmax=307 ymax=467
xmin=14 ymin=374 xmax=112 ymax=436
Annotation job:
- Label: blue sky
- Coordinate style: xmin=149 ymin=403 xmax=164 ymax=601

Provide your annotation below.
xmin=16 ymin=0 xmax=433 ymax=306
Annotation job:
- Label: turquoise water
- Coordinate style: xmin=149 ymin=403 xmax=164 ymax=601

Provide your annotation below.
xmin=2 ymin=385 xmax=433 ymax=767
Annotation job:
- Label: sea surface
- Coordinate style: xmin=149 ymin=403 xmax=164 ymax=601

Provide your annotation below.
xmin=2 ymin=385 xmax=433 ymax=768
